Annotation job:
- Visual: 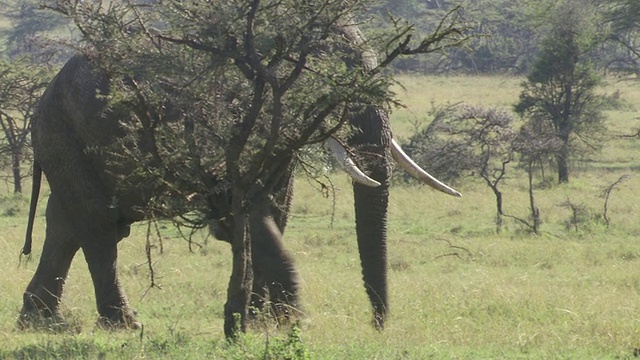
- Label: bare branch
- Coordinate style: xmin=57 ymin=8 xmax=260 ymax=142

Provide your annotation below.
xmin=433 ymin=238 xmax=472 ymax=261
xmin=602 ymin=174 xmax=630 ymax=228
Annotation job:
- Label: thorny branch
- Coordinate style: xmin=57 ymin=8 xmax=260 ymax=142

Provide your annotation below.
xmin=140 ymin=219 xmax=163 ymax=300
xmin=377 ymin=6 xmax=471 ymax=71
xmin=298 ymin=156 xmax=338 ymax=228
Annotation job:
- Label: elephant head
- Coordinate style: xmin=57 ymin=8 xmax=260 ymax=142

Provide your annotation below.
xmin=208 ymin=15 xmax=462 ymax=333
xmin=337 ymin=20 xmax=460 ymax=330
xmin=223 ymin=24 xmax=461 ymax=330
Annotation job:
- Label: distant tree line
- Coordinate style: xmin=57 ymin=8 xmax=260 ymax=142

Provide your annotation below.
xmin=369 ymin=0 xmax=640 ymax=75
xmin=2 ymin=0 xmax=640 ymax=74
xmin=401 ymin=0 xmax=638 ymax=234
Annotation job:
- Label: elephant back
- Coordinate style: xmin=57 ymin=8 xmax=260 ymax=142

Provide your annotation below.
xmin=32 ymin=54 xmax=149 ymax=221
xmin=35 ymin=54 xmax=122 ymax=148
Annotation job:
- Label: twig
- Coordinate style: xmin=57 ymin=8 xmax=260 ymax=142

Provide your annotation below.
xmin=140 ymin=219 xmax=162 ymax=301
xmin=176 ymin=223 xmax=204 ymax=253
xmin=602 ymin=174 xmax=629 ymax=228
xmin=502 ymin=213 xmax=535 ymax=231
xmin=298 ymin=156 xmax=337 ymax=228
xmin=433 ymin=238 xmax=472 ymax=261
xmin=559 ymin=197 xmax=583 ymax=232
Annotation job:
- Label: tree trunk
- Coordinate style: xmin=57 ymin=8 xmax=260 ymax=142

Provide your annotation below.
xmin=481 ymin=174 xmax=504 ymax=233
xmin=493 ymin=185 xmax=503 ymax=234
xmin=12 ymin=150 xmax=22 ymax=193
xmin=223 ymin=189 xmax=253 ymax=339
xmin=556 ymin=140 xmax=570 ymax=183
xmin=528 ymin=161 xmax=540 ymax=234
xmin=557 ymin=78 xmax=573 ymax=184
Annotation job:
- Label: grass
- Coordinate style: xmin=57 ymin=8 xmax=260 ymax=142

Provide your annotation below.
xmin=1 ymin=74 xmax=640 ymax=358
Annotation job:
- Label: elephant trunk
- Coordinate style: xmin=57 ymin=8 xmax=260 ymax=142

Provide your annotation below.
xmin=354 ymin=180 xmax=389 ymax=329
xmin=350 ymin=107 xmax=392 ymax=330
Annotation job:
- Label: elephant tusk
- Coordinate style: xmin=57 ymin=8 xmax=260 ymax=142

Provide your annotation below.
xmin=325 ymin=137 xmax=381 ymax=188
xmin=390 ymin=139 xmax=462 ymax=197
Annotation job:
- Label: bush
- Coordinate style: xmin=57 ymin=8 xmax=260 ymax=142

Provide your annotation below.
xmin=265 ymin=323 xmax=310 ymax=360
xmin=0 ymin=193 xmax=29 ymax=216
xmin=397 ymin=103 xmax=473 ymax=185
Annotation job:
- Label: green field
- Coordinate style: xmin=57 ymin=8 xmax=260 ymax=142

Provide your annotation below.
xmin=1 ymin=75 xmax=640 ymax=359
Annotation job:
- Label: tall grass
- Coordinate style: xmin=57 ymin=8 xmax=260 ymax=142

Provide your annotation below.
xmin=1 ymin=75 xmax=640 ymax=358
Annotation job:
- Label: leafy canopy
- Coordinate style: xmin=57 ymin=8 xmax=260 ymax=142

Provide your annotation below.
xmin=45 ymin=0 xmax=468 ymax=227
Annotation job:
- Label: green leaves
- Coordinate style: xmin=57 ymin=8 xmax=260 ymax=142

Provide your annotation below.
xmin=47 ymin=0 xmax=468 ymax=226
xmin=514 ymin=1 xmax=607 ymax=183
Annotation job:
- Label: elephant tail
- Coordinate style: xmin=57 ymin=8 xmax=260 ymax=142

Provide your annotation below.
xmin=22 ymin=161 xmax=42 ymax=256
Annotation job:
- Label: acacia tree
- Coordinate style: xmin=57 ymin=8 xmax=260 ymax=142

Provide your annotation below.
xmin=402 ymin=105 xmax=544 ymax=233
xmin=512 ymin=121 xmax=565 ymax=234
xmin=514 ymin=1 xmax=606 ymax=183
xmin=607 ymin=0 xmax=640 ymax=35
xmin=604 ymin=0 xmax=640 ymax=78
xmin=49 ymin=0 xmax=468 ymax=336
xmin=0 ymin=59 xmax=53 ymax=193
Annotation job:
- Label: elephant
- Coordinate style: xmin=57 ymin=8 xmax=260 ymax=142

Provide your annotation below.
xmin=18 ymin=25 xmax=461 ymax=333
xmin=17 ymin=52 xmax=381 ymax=329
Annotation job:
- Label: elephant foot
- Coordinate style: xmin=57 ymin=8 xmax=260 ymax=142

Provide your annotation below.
xmin=18 ymin=293 xmax=76 ymax=332
xmin=270 ymin=302 xmax=303 ymax=325
xmin=16 ymin=311 xmax=77 ymax=333
xmin=269 ymin=284 xmax=302 ymax=325
xmin=96 ymin=317 xmax=142 ymax=330
xmin=96 ymin=312 xmax=141 ymax=330
xmin=96 ymin=308 xmax=141 ymax=330
xmin=372 ymin=313 xmax=385 ymax=331
xmin=248 ymin=290 xmax=302 ymax=327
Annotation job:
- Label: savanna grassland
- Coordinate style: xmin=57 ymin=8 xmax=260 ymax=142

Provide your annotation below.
xmin=1 ymin=75 xmax=640 ymax=359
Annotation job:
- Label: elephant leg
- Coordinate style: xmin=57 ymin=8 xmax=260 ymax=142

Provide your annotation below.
xmin=264 ymin=169 xmax=300 ymax=320
xmin=81 ymin=240 xmax=139 ymax=329
xmin=248 ymin=261 xmax=269 ymax=318
xmin=254 ymin=243 xmax=301 ymax=322
xmin=18 ymin=193 xmax=80 ymax=329
xmin=249 ymin=204 xmax=301 ymax=323
xmin=117 ymin=221 xmax=132 ymax=241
